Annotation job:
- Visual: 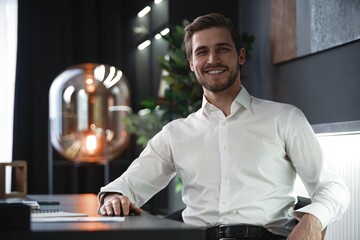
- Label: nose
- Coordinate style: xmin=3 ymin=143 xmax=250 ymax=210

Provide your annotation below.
xmin=207 ymin=51 xmax=221 ymax=64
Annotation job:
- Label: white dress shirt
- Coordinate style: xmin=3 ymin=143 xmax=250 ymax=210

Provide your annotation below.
xmin=99 ymin=87 xmax=349 ymax=236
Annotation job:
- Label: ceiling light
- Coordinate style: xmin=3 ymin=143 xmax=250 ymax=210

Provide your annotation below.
xmin=160 ymin=28 xmax=170 ymax=36
xmin=137 ymin=6 xmax=151 ymax=18
xmin=138 ymin=40 xmax=151 ymax=50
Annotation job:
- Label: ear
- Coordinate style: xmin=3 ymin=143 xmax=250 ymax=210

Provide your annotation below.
xmin=238 ymin=48 xmax=246 ymax=65
xmin=188 ymin=59 xmax=194 ymax=72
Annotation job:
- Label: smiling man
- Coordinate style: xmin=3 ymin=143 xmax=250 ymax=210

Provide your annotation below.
xmin=98 ymin=13 xmax=349 ymax=240
xmin=186 ymin=24 xmax=245 ymax=117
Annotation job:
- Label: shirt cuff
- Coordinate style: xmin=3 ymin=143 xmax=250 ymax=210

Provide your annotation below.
xmin=293 ymin=202 xmax=331 ymax=230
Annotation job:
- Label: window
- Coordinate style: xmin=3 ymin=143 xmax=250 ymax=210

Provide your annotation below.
xmin=0 ymin=0 xmax=18 ymax=192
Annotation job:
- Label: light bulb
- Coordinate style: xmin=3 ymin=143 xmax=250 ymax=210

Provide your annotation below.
xmin=85 ymin=134 xmax=97 ymax=153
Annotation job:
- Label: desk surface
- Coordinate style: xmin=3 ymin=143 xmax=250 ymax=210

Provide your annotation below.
xmin=2 ymin=194 xmax=205 ymax=240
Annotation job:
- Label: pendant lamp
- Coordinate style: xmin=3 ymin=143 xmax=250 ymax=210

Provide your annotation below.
xmin=49 ymin=63 xmax=131 ymax=163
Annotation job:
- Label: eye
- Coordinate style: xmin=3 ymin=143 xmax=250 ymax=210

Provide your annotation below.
xmin=195 ymin=50 xmax=207 ymax=56
xmin=218 ymin=47 xmax=230 ymax=53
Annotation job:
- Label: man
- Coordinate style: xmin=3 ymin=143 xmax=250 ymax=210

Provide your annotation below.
xmin=98 ymin=13 xmax=349 ymax=240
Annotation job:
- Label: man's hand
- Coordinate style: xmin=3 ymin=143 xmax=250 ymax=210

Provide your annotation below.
xmin=287 ymin=214 xmax=322 ymax=240
xmin=99 ymin=193 xmax=143 ymax=216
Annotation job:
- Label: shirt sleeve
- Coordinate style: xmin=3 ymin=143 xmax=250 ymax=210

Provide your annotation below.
xmin=283 ymin=107 xmax=350 ymax=229
xmin=98 ymin=128 xmax=177 ymax=207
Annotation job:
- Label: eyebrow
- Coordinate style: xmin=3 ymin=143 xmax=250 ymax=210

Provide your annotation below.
xmin=194 ymin=46 xmax=207 ymax=53
xmin=194 ymin=42 xmax=233 ymax=53
xmin=216 ymin=42 xmax=233 ymax=48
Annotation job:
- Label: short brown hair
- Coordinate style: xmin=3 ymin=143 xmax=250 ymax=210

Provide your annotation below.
xmin=184 ymin=13 xmax=243 ymax=59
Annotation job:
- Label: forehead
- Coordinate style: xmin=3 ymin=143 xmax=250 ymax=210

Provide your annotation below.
xmin=191 ymin=27 xmax=234 ymax=50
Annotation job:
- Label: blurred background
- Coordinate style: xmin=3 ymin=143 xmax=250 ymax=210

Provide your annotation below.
xmin=1 ymin=0 xmax=359 ymax=223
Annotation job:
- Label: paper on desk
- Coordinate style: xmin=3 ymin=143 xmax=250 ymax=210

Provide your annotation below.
xmin=31 ymin=216 xmax=125 ymax=222
xmin=31 ymin=211 xmax=87 ymax=218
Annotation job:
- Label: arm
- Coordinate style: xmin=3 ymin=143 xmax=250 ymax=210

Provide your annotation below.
xmin=98 ymin=129 xmax=176 ymax=214
xmin=287 ymin=214 xmax=322 ymax=240
xmin=284 ymin=108 xmax=350 ymax=236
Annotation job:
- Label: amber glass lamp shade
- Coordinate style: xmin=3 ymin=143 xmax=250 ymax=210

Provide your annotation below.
xmin=49 ymin=63 xmax=131 ymax=163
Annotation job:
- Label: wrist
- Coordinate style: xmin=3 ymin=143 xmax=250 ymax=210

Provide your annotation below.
xmin=302 ymin=213 xmax=323 ymax=230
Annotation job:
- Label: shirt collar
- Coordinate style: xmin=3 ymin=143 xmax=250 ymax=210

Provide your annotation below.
xmin=200 ymin=86 xmax=253 ymax=116
xmin=234 ymin=86 xmax=253 ymax=113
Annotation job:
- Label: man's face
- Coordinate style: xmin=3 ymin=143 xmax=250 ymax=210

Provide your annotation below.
xmin=188 ymin=27 xmax=245 ymax=93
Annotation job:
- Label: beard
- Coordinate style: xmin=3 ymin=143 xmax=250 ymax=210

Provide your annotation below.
xmin=196 ymin=65 xmax=240 ymax=93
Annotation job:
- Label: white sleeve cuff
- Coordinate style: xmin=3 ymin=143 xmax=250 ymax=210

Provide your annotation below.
xmin=293 ymin=202 xmax=331 ymax=230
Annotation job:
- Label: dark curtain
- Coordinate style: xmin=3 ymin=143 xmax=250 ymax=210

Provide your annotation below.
xmin=12 ymin=0 xmax=135 ymax=194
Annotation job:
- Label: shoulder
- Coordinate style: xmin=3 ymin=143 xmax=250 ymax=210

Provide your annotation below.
xmin=250 ymin=96 xmax=310 ymax=130
xmin=251 ymin=96 xmax=301 ymax=115
xmin=164 ymin=111 xmax=200 ymax=129
xmin=161 ymin=110 xmax=207 ymax=137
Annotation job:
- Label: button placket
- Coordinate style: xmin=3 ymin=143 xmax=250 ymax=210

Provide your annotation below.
xmin=218 ymin=120 xmax=231 ymax=213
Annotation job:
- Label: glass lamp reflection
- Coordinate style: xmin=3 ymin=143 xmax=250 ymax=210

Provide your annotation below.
xmin=49 ymin=63 xmax=131 ymax=163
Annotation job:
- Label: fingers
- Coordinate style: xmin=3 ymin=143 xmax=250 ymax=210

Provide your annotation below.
xmin=99 ymin=194 xmax=142 ymax=216
xmin=119 ymin=198 xmax=143 ymax=215
xmin=99 ymin=194 xmax=123 ymax=216
xmin=130 ymin=202 xmax=143 ymax=215
xmin=119 ymin=196 xmax=130 ymax=216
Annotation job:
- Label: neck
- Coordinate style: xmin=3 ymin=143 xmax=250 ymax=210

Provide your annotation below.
xmin=204 ymin=81 xmax=242 ymax=117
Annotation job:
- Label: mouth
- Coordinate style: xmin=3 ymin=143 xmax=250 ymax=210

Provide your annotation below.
xmin=205 ymin=68 xmax=226 ymax=75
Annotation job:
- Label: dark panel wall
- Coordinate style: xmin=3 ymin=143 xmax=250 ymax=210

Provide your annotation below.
xmin=238 ymin=0 xmax=360 ymax=124
xmin=169 ymin=0 xmax=240 ymax=27
xmin=127 ymin=0 xmax=169 ymax=111
xmin=238 ymin=0 xmax=273 ymax=99
xmin=273 ymin=40 xmax=360 ymax=124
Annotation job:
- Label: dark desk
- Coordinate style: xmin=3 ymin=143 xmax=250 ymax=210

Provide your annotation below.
xmin=2 ymin=194 xmax=205 ymax=240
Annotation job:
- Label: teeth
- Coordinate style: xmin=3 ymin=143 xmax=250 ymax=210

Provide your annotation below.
xmin=207 ymin=69 xmax=224 ymax=74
